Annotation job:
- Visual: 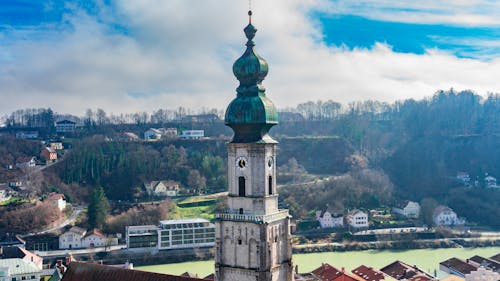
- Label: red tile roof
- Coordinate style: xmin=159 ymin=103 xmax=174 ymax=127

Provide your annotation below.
xmin=380 ymin=261 xmax=434 ymax=280
xmin=439 ymin=257 xmax=478 ymax=275
xmin=311 ymin=263 xmax=343 ymax=281
xmin=351 ymin=265 xmax=387 ymax=281
xmin=61 ymin=262 xmax=210 ymax=281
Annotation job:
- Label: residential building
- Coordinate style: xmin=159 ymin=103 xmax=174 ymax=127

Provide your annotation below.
xmin=41 ymin=147 xmax=57 ymax=163
xmin=59 ymin=262 xmax=208 ymax=281
xmin=467 ymin=255 xmax=500 ymax=273
xmin=0 ymin=258 xmax=42 ymax=281
xmin=179 ymin=130 xmax=204 ymax=139
xmin=55 ymin=120 xmax=76 ymax=134
xmin=47 ymin=193 xmax=66 ymax=211
xmin=392 ymin=201 xmax=421 ymax=219
xmin=144 ymin=180 xmax=180 ymax=197
xmin=380 ymin=261 xmax=435 ymax=280
xmin=439 ymin=258 xmax=478 ymax=277
xmin=81 ymin=229 xmax=118 ymax=248
xmin=15 ymin=157 xmax=36 ymax=168
xmin=126 ymin=218 xmax=215 ymax=251
xmin=464 ymin=267 xmax=499 ymax=281
xmin=0 ymin=247 xmax=43 ymax=270
xmin=490 ymin=253 xmax=500 ymax=263
xmin=316 ymin=209 xmax=344 ymax=228
xmin=432 ymin=206 xmax=464 ymax=226
xmin=15 ymin=131 xmax=38 ymax=139
xmin=346 ymin=210 xmax=369 ymax=229
xmin=59 ymin=227 xmax=86 ymax=249
xmin=351 ymin=265 xmax=392 ymax=281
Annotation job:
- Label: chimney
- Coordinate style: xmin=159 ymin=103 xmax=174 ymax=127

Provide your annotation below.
xmin=342 ymin=267 xmax=345 ymax=273
xmin=57 ymin=260 xmax=62 ymax=267
xmin=99 ymin=260 xmax=103 ymax=265
xmin=65 ymin=256 xmax=71 ymax=265
xmin=295 ymin=265 xmax=299 ymax=274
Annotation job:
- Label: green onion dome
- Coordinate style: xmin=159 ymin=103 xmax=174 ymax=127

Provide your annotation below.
xmin=225 ymin=12 xmax=278 ymax=143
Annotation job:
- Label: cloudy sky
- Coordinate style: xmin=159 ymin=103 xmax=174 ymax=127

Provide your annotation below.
xmin=1 ymin=0 xmax=500 ymax=116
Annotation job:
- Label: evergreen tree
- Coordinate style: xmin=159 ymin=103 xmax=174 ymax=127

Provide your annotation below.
xmin=88 ymin=186 xmax=110 ymax=229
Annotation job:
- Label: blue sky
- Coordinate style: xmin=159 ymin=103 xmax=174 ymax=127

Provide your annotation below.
xmin=0 ymin=0 xmax=500 ymax=116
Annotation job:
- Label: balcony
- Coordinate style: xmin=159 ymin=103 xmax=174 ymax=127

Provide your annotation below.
xmin=215 ymin=210 xmax=289 ymax=223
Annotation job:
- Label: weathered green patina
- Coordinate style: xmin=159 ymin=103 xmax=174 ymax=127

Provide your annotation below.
xmin=225 ymin=20 xmax=279 ymax=143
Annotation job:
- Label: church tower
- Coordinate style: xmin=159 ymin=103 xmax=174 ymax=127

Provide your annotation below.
xmin=214 ymin=10 xmax=294 ymax=281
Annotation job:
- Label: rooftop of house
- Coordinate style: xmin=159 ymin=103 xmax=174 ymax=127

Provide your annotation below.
xmin=0 ymin=258 xmax=41 ymax=275
xmin=380 ymin=260 xmax=433 ymax=280
xmin=66 ymin=226 xmax=87 ymax=236
xmin=433 ymin=206 xmax=454 ymax=217
xmin=84 ymin=229 xmax=106 ymax=239
xmin=351 ymin=265 xmax=386 ymax=281
xmin=468 ymin=255 xmax=500 ymax=272
xmin=347 ymin=209 xmax=367 ymax=217
xmin=44 ymin=147 xmax=56 ymax=153
xmin=159 ymin=218 xmax=210 ymax=226
xmin=439 ymin=257 xmax=478 ymax=275
xmin=56 ymin=120 xmax=76 ymax=124
xmin=490 ymin=253 xmax=500 ymax=263
xmin=60 ymin=262 xmax=210 ymax=281
xmin=311 ymin=263 xmax=343 ymax=281
xmin=0 ymin=246 xmax=42 ymax=266
xmin=47 ymin=192 xmax=65 ymax=201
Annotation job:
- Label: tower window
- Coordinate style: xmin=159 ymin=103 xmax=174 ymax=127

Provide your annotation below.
xmin=239 ymin=208 xmax=243 ymax=214
xmin=238 ymin=239 xmax=242 ymax=245
xmin=238 ymin=176 xmax=246 ymax=196
xmin=268 ymin=176 xmax=273 ymax=195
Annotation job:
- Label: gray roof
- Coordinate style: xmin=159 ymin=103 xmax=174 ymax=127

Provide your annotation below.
xmin=0 ymin=258 xmax=41 ymax=275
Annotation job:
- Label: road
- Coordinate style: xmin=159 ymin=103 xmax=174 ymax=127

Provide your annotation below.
xmin=23 ymin=206 xmax=84 ymax=237
xmin=34 ymin=244 xmax=127 ymax=257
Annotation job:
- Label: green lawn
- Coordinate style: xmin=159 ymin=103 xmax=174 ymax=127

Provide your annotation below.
xmin=169 ymin=204 xmax=215 ymax=221
xmin=137 ymin=247 xmax=500 ymax=278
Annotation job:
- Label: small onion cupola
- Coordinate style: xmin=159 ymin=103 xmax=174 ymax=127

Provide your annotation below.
xmin=225 ymin=10 xmax=278 ymax=143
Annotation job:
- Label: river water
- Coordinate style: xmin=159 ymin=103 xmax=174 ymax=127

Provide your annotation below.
xmin=137 ymin=246 xmax=500 ymax=278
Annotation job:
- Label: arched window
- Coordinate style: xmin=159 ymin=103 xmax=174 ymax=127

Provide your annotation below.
xmin=268 ymin=176 xmax=273 ymax=195
xmin=238 ymin=176 xmax=246 ymax=196
xmin=239 ymin=208 xmax=244 ymax=214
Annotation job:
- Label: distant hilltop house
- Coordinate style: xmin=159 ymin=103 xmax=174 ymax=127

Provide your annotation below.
xmin=40 ymin=147 xmax=57 ymax=163
xmin=59 ymin=227 xmax=118 ymax=249
xmin=16 ymin=156 xmax=36 ymax=168
xmin=315 ymin=208 xmax=344 ymax=229
xmin=144 ymin=180 xmax=180 ymax=197
xmin=346 ymin=209 xmax=369 ymax=229
xmin=126 ymin=218 xmax=215 ymax=251
xmin=15 ymin=131 xmax=39 ymax=139
xmin=180 ymin=130 xmax=204 ymax=139
xmin=116 ymin=132 xmax=140 ymax=141
xmin=144 ymin=128 xmax=178 ymax=140
xmin=433 ymin=205 xmax=465 ymax=226
xmin=0 ymin=184 xmax=12 ymax=203
xmin=392 ymin=201 xmax=420 ymax=219
xmin=49 ymin=141 xmax=64 ymax=150
xmin=484 ymin=175 xmax=498 ymax=188
xmin=47 ymin=192 xmax=66 ymax=211
xmin=55 ymin=119 xmax=76 ymax=134
xmin=456 ymin=172 xmax=471 ymax=186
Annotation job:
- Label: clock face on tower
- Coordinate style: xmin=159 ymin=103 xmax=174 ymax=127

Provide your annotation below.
xmin=236 ymin=156 xmax=248 ymax=170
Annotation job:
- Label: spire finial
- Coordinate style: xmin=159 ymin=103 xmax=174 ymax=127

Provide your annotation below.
xmin=248 ymin=0 xmax=252 ymax=24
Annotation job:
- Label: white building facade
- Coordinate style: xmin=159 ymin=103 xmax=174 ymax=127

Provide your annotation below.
xmin=0 ymin=259 xmax=42 ymax=281
xmin=433 ymin=206 xmax=464 ymax=226
xmin=392 ymin=201 xmax=420 ymax=219
xmin=465 ymin=267 xmax=499 ymax=281
xmin=126 ymin=218 xmax=215 ymax=250
xmin=316 ymin=210 xmax=344 ymax=228
xmin=347 ymin=210 xmax=369 ymax=229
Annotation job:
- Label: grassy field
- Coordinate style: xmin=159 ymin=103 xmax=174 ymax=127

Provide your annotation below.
xmin=137 ymin=247 xmax=500 ymax=278
xmin=169 ymin=204 xmax=215 ymax=220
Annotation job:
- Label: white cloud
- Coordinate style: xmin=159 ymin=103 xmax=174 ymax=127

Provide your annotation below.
xmin=0 ymin=0 xmax=499 ymax=116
